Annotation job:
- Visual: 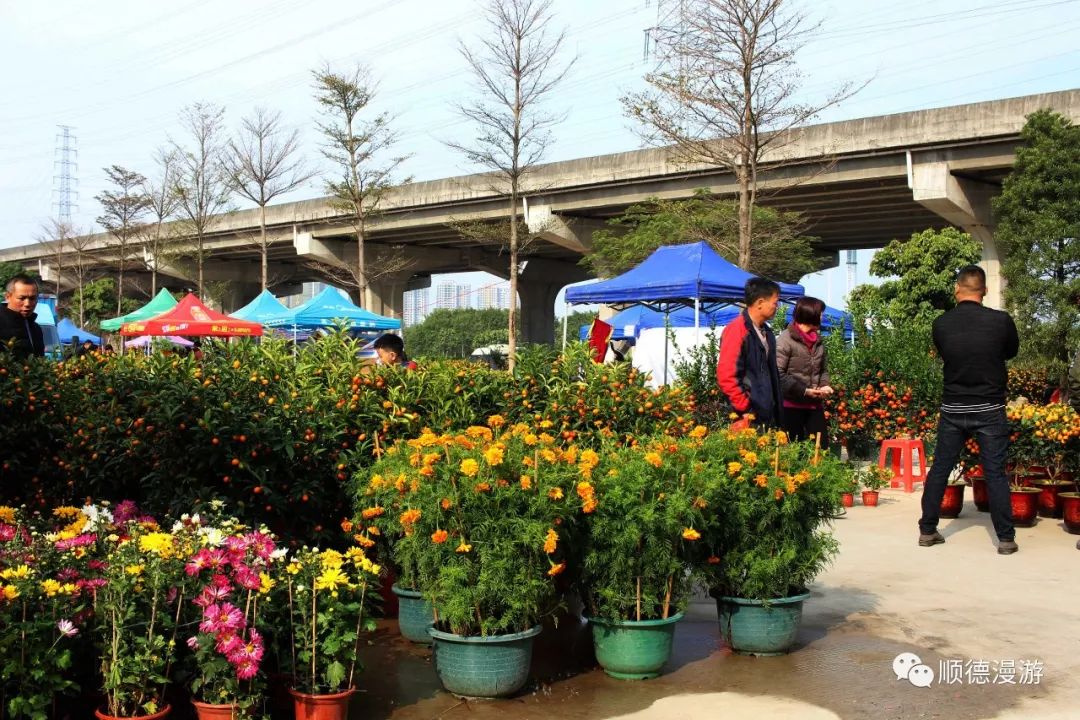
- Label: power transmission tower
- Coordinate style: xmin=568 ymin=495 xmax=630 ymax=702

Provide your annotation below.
xmin=644 ymin=0 xmax=690 ymax=62
xmin=52 ymin=125 xmax=78 ymax=225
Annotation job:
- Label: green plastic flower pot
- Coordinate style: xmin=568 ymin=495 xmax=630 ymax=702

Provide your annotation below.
xmin=588 ymin=612 xmax=684 ymax=680
xmin=715 ymin=591 xmax=810 ymax=656
xmin=428 ymin=625 xmax=541 ymax=698
xmin=391 ymin=585 xmax=434 ymax=644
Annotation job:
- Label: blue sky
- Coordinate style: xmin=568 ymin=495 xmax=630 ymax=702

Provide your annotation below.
xmin=2 ymin=0 xmax=1078 ymax=310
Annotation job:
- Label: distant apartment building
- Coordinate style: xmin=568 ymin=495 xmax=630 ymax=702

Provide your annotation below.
xmin=434 ymin=282 xmax=472 ymax=310
xmin=403 ymin=289 xmax=428 ymax=327
xmin=475 ymin=283 xmax=511 ymax=310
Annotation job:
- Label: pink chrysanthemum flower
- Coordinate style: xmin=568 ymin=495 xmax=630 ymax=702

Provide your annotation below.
xmin=233 ymin=565 xmax=261 ymax=591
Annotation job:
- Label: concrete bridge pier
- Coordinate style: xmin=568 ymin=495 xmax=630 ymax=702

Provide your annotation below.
xmin=518 ymin=258 xmax=590 ymax=344
xmin=910 ymin=156 xmax=1003 ymax=308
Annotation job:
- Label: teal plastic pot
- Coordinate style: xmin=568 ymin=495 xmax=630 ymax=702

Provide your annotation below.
xmin=588 ymin=612 xmax=684 ymax=680
xmin=428 ymin=625 xmax=541 ymax=698
xmin=391 ymin=585 xmax=434 ymax=644
xmin=715 ymin=591 xmax=810 ymax=656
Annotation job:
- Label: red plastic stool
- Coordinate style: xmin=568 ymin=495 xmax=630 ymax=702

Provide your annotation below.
xmin=878 ymin=438 xmax=926 ymax=493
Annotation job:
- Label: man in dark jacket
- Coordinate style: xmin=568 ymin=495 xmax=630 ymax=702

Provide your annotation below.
xmin=716 ymin=277 xmax=783 ymax=428
xmin=0 ymin=275 xmax=45 ymax=360
xmin=919 ymin=265 xmax=1019 ymax=555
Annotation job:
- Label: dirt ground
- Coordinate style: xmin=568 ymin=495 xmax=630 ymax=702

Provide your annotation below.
xmin=350 ymin=488 xmax=1080 ymax=720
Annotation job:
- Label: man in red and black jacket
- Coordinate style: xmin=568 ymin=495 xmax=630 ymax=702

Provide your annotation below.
xmin=716 ymin=278 xmax=784 ymax=428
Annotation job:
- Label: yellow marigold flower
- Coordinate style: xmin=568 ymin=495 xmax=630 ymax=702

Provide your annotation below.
xmin=728 ymin=461 xmax=743 ymax=476
xmin=541 ymin=449 xmax=558 ymax=463
xmin=455 ymin=541 xmax=472 ymax=554
xmin=139 ymin=532 xmax=175 ymax=557
xmin=440 ymin=497 xmax=454 ymax=510
xmin=1 ymin=565 xmax=32 ymax=580
xmin=522 ymin=433 xmax=539 ymax=446
xmin=562 ymin=447 xmax=578 ymax=464
xmin=538 ymin=432 xmax=556 ymax=445
xmin=548 ymin=487 xmax=564 ymax=501
xmin=1 ymin=584 xmax=19 ymax=601
xmin=774 ymin=431 xmax=789 ymax=445
xmin=689 ymin=425 xmax=708 ymax=439
xmin=579 ymin=449 xmax=600 ymax=468
xmin=576 ymin=481 xmax=594 ymax=498
xmin=547 ymin=562 xmax=566 ymax=577
xmin=368 ymin=474 xmax=386 ymax=489
xmin=422 ymin=452 xmax=440 ymax=467
xmin=361 ymin=506 xmax=385 ymax=520
xmin=367 ymin=526 xmax=381 ymax=537
xmin=487 ymin=414 xmax=506 ymax=429
xmin=754 ymin=474 xmax=769 ymax=488
xmin=785 ymin=480 xmax=797 ymax=495
xmin=431 ymin=529 xmax=449 ymax=544
xmin=315 ymin=567 xmax=348 ymax=591
xmin=644 ymin=452 xmax=663 ymax=468
xmin=739 ymin=449 xmax=759 ymax=465
xmin=757 ymin=435 xmax=771 ymax=448
xmin=543 ymin=528 xmax=558 ymax=554
xmin=125 ymin=564 xmax=145 ymax=577
xmin=395 ymin=474 xmax=408 ymax=492
xmin=583 ymin=497 xmax=597 ymax=513
xmin=682 ymin=528 xmax=701 ymax=541
xmin=484 ymin=446 xmax=504 ymax=466
xmin=520 ymin=475 xmax=532 ymax=490
xmin=539 ymin=419 xmax=554 ymax=429
xmin=0 ymin=506 xmax=16 ymax=524
xmin=466 ymin=426 xmax=493 ymax=441
xmin=320 ymin=550 xmax=344 ymax=569
xmin=460 ymin=458 xmax=480 ymax=477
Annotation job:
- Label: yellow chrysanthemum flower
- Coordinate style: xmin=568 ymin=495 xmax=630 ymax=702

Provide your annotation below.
xmin=259 ymin=573 xmax=276 ymax=595
xmin=315 ymin=567 xmax=348 ymax=591
xmin=460 ymin=458 xmax=480 ymax=477
xmin=1 ymin=565 xmax=32 ymax=580
xmin=0 ymin=506 xmax=16 ymax=524
xmin=139 ymin=532 xmax=176 ymax=558
xmin=1 ymin=584 xmax=19 ymax=601
xmin=125 ymin=564 xmax=145 ymax=576
xmin=320 ymin=550 xmax=344 ymax=570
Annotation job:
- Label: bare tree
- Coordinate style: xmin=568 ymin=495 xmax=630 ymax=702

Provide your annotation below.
xmin=171 ymin=103 xmax=232 ymax=296
xmin=138 ymin=149 xmax=182 ymax=297
xmin=66 ymin=230 xmax=98 ymax=327
xmin=224 ymin=107 xmax=313 ymax=290
xmin=35 ymin=219 xmax=73 ymax=316
xmin=449 ymin=0 xmax=573 ymax=369
xmin=312 ymin=64 xmax=409 ymax=305
xmin=96 ymin=166 xmax=150 ymax=313
xmin=625 ymin=0 xmax=860 ymax=269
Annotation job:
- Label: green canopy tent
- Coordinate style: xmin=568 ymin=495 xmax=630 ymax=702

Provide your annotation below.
xmin=99 ymin=288 xmax=178 ymax=332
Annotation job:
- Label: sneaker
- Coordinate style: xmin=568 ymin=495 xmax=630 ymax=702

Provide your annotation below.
xmin=918 ymin=531 xmax=945 ymax=547
xmin=997 ymin=540 xmax=1018 ymax=555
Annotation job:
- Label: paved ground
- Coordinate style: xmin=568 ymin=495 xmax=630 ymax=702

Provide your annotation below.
xmin=352 ymin=488 xmax=1080 ymax=720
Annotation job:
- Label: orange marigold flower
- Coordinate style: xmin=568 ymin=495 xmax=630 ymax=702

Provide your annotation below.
xmin=340 ymin=519 xmax=354 ymax=533
xmin=682 ymin=527 xmax=701 ymax=541
xmin=579 ymin=449 xmax=600 ymax=468
xmin=547 ymin=562 xmax=566 ymax=577
xmin=460 ymin=458 xmax=479 ymax=477
xmin=431 ymin=529 xmax=449 ymax=544
xmin=475 ymin=481 xmax=492 ymax=493
xmin=484 ymin=446 xmax=504 ymax=465
xmin=361 ymin=506 xmax=385 ymax=520
xmin=400 ymin=509 xmax=421 ymax=525
xmin=354 ymin=534 xmax=376 ymax=548
xmin=395 ymin=474 xmax=408 ymax=492
xmin=548 ymin=487 xmax=564 ymax=501
xmin=644 ymin=452 xmax=663 ymax=468
xmin=774 ymin=431 xmax=789 ymax=445
xmin=419 ymin=466 xmax=434 ymax=476
xmin=367 ymin=526 xmax=381 ymax=536
xmin=543 ymin=528 xmax=558 ymax=554
xmin=582 ymin=498 xmax=597 ymax=514
xmin=440 ymin=497 xmax=453 ymax=510
xmin=561 ymin=446 xmax=578 ymax=464
xmin=693 ymin=497 xmax=707 ymax=509
xmin=754 ymin=474 xmax=769 ymax=488
xmin=466 ymin=425 xmax=494 ymax=441
xmin=774 ymin=488 xmax=784 ymax=500
xmin=576 ymin=480 xmax=594 ymax=498
xmin=727 ymin=461 xmax=742 ymax=476
xmin=487 ymin=414 xmax=506 ymax=429
xmin=520 ymin=475 xmax=532 ymax=490
xmin=689 ymin=425 xmax=708 ymax=439
xmin=496 ymin=478 xmax=510 ymax=488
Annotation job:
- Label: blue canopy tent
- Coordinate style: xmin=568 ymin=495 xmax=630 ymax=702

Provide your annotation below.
xmin=232 ymin=289 xmax=291 ymax=325
xmin=264 ymin=287 xmax=401 ymax=332
xmin=57 ymin=318 xmax=102 ymax=345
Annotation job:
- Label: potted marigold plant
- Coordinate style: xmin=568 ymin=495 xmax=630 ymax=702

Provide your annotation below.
xmin=357 ymin=420 xmax=581 ymax=698
xmin=859 ymin=465 xmax=890 ymax=507
xmin=279 ymin=545 xmax=379 ymax=720
xmin=91 ymin=505 xmax=186 ymax=720
xmin=181 ymin=512 xmax=281 ymax=720
xmin=575 ymin=428 xmax=712 ymax=680
xmin=699 ymin=427 xmax=848 ymax=655
xmin=0 ymin=505 xmax=90 ymax=719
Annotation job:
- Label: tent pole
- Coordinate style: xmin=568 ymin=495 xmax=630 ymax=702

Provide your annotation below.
xmin=662 ymin=307 xmax=670 ymax=386
xmin=561 ymin=299 xmax=568 ymax=351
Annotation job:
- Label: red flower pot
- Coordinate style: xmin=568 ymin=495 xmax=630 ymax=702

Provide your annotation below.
xmin=1061 ymin=492 xmax=1080 ymax=534
xmin=841 ymin=492 xmax=854 ymax=508
xmin=861 ymin=490 xmax=879 ymax=507
xmin=969 ymin=476 xmax=990 ymax=512
xmin=1031 ymin=480 xmax=1070 ymax=519
xmin=289 ymin=688 xmax=354 ymax=720
xmin=939 ymin=483 xmax=965 ymax=518
xmin=191 ymin=701 xmax=236 ymax=720
xmin=95 ymin=705 xmax=172 ymax=720
xmin=1009 ymin=488 xmax=1040 ymax=527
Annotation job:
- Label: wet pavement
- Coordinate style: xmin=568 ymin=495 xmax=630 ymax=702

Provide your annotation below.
xmin=352 ymin=490 xmax=1080 ymax=720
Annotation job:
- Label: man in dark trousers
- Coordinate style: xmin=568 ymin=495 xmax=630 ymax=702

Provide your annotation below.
xmin=0 ymin=275 xmax=45 ymax=360
xmin=920 ymin=265 xmax=1019 ymax=555
xmin=716 ymin=277 xmax=784 ymax=429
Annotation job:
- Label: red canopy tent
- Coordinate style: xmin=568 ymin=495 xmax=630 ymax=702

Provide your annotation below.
xmin=120 ymin=293 xmax=263 ymax=337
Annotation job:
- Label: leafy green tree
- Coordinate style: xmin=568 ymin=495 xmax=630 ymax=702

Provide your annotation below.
xmin=73 ymin=279 xmax=140 ymax=330
xmin=993 ymin=109 xmax=1080 ymax=380
xmin=848 ymin=227 xmax=981 ymax=330
xmin=404 ymin=308 xmax=516 ymax=359
xmin=582 ymin=192 xmax=821 ymax=284
xmin=0 ymin=262 xmax=39 ymax=290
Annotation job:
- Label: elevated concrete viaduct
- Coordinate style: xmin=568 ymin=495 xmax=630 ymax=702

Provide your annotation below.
xmin=4 ymin=89 xmax=1079 ymax=341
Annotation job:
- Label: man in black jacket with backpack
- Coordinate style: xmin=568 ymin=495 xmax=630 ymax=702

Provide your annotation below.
xmin=919 ymin=265 xmax=1019 ymax=555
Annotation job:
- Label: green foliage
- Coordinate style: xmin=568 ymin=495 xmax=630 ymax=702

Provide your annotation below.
xmin=848 ymin=227 xmax=982 ymax=329
xmin=72 ymin=278 xmax=140 ymax=330
xmin=0 ymin=263 xmax=39 ymax=291
xmin=993 ymin=109 xmax=1080 ymax=380
xmin=581 ymin=191 xmax=822 ymax=284
xmin=404 ymin=308 xmax=513 ymax=359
